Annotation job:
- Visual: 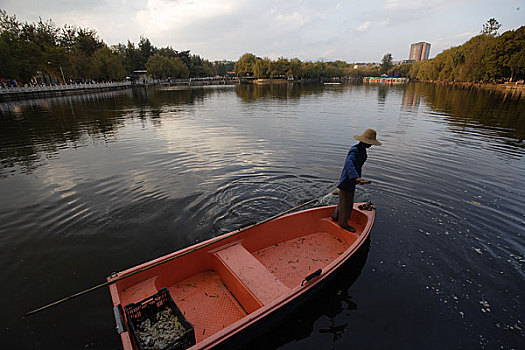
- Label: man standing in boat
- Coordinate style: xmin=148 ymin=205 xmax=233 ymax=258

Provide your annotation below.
xmin=332 ymin=128 xmax=382 ymax=232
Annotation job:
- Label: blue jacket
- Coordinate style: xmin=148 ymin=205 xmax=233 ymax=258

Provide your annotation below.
xmin=337 ymin=143 xmax=367 ymax=191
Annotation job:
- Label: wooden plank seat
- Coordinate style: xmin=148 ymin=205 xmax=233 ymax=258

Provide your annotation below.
xmin=212 ymin=243 xmax=290 ymax=313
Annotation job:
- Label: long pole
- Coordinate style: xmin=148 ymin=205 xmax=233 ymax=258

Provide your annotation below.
xmin=24 ymin=197 xmax=320 ymax=317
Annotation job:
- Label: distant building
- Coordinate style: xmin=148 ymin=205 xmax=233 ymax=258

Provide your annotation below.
xmin=409 ymin=42 xmax=431 ymax=61
xmin=393 ymin=60 xmax=415 ymax=65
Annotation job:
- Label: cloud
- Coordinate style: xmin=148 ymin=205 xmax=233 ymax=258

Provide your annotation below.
xmin=2 ymin=0 xmax=523 ymax=63
xmin=383 ymin=0 xmax=452 ymax=12
xmin=356 ymin=21 xmax=371 ymax=32
xmin=383 ymin=0 xmax=429 ymax=11
xmin=131 ymin=0 xmax=342 ymax=60
xmin=136 ymin=0 xmax=243 ymax=36
xmin=272 ymin=9 xmax=318 ymax=30
xmin=430 ymin=30 xmax=477 ymax=56
xmin=379 ymin=0 xmax=470 ymax=27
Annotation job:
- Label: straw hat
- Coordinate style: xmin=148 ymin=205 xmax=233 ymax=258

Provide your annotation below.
xmin=354 ymin=128 xmax=382 ymax=146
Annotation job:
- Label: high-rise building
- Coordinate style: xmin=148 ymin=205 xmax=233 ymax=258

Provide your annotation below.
xmin=409 ymin=42 xmax=431 ymax=61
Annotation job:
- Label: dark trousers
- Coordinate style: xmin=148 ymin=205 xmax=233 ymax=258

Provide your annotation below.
xmin=332 ymin=188 xmax=355 ymax=227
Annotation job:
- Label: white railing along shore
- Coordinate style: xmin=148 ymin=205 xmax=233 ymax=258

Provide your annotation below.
xmin=0 ymin=81 xmax=132 ymax=94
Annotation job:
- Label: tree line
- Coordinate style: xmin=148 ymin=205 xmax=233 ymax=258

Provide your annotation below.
xmin=392 ymin=22 xmax=525 ymax=83
xmin=229 ymin=21 xmax=525 ymax=82
xmin=1 ymin=11 xmax=522 ymax=86
xmin=0 ymin=10 xmax=234 ymax=85
xmin=233 ymin=53 xmax=388 ymax=79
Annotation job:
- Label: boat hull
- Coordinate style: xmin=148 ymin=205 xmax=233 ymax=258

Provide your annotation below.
xmin=213 ymin=237 xmax=371 ymax=349
xmin=108 ymin=204 xmax=375 ymax=349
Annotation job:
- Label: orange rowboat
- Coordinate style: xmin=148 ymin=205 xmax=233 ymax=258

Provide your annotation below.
xmin=108 ymin=203 xmax=375 ymax=349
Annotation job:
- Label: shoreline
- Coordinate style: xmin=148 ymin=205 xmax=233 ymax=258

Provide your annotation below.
xmin=0 ymin=78 xmax=241 ymax=102
xmin=418 ymin=80 xmax=525 ymax=99
xmin=3 ymin=79 xmax=523 ymax=102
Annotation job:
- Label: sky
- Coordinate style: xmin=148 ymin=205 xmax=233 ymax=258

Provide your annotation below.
xmin=1 ymin=0 xmax=523 ymax=62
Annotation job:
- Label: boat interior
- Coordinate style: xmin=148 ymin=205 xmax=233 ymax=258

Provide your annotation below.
xmin=110 ymin=206 xmax=370 ymax=343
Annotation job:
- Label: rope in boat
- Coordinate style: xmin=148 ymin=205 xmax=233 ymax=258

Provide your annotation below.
xmin=24 ymin=197 xmax=322 ymax=317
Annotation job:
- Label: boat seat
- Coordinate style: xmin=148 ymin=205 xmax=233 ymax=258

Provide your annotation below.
xmin=213 ymin=243 xmax=290 ymax=313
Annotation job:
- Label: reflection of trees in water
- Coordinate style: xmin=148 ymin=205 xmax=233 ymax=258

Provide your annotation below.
xmin=403 ymin=83 xmax=525 ymax=144
xmin=245 ymin=237 xmax=370 ymax=350
xmin=377 ymin=85 xmax=388 ymax=104
xmin=235 ymin=83 xmax=342 ymax=102
xmin=0 ymin=87 xmax=220 ymax=175
xmin=130 ymin=86 xmax=216 ymax=107
xmin=0 ymin=95 xmax=129 ymax=175
xmin=362 ymin=84 xmax=406 ymax=106
xmin=3 ymin=82 xmax=522 ymax=176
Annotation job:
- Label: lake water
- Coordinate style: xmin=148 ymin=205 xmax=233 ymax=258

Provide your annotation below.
xmin=1 ymin=83 xmax=524 ymax=349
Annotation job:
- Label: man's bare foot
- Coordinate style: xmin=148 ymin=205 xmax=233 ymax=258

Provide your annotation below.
xmin=339 ymin=224 xmax=356 ymax=232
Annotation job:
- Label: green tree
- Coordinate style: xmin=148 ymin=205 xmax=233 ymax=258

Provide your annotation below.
xmin=157 ymin=46 xmax=178 ymax=58
xmin=457 ymin=35 xmax=493 ymax=81
xmin=486 ymin=26 xmax=525 ymax=81
xmin=116 ymin=41 xmax=142 ymax=73
xmin=171 ymin=57 xmax=190 ymax=78
xmin=190 ymin=54 xmax=214 ymax=77
xmin=0 ymin=11 xmax=58 ymax=83
xmin=212 ymin=61 xmax=235 ymax=76
xmin=58 ymin=24 xmax=77 ymax=51
xmin=380 ymin=53 xmax=393 ymax=74
xmin=0 ymin=37 xmax=12 ymax=77
xmin=215 ymin=61 xmax=227 ymax=76
xmin=175 ymin=50 xmax=192 ymax=72
xmin=288 ymin=58 xmax=303 ymax=78
xmin=91 ymin=46 xmax=126 ymax=81
xmin=138 ymin=36 xmax=154 ymax=68
xmin=388 ymin=63 xmax=412 ymax=77
xmin=234 ymin=53 xmax=257 ymax=76
xmin=301 ymin=61 xmax=325 ymax=78
xmin=253 ymin=57 xmax=271 ymax=78
xmin=349 ymin=63 xmax=380 ymax=77
xmin=408 ymin=61 xmax=423 ymax=79
xmin=145 ymin=53 xmax=171 ymax=79
xmin=145 ymin=53 xmax=190 ymax=79
xmin=506 ymin=45 xmax=525 ymax=81
xmin=74 ymin=27 xmax=103 ymax=56
xmin=269 ymin=57 xmax=292 ymax=77
xmin=482 ymin=18 xmax=501 ymax=36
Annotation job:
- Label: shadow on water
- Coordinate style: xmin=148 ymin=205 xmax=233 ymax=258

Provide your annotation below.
xmin=245 ymin=237 xmax=371 ymax=350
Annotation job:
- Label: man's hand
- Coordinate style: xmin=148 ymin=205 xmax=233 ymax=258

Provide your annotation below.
xmin=356 ymin=177 xmax=371 ymax=185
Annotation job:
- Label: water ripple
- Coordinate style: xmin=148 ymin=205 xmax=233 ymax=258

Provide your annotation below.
xmin=1 ymin=83 xmax=524 ymax=348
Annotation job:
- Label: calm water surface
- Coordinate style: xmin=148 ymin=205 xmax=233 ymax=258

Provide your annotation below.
xmin=1 ymin=83 xmax=524 ymax=349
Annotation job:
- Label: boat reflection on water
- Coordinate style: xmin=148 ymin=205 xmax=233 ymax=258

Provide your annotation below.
xmin=245 ymin=237 xmax=371 ymax=350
